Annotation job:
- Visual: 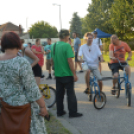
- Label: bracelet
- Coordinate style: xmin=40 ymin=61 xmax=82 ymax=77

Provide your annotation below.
xmin=40 ymin=106 xmax=46 ymax=108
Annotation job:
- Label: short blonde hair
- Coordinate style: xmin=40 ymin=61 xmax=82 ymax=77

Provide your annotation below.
xmin=86 ymin=32 xmax=93 ymax=37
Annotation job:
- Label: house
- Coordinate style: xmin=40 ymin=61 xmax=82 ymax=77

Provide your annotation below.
xmin=0 ymin=22 xmax=30 ymax=39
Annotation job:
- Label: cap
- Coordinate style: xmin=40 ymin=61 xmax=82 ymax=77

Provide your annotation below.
xmin=93 ymin=31 xmax=97 ymax=34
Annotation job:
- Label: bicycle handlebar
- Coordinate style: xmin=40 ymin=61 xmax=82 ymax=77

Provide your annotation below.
xmin=110 ymin=57 xmax=128 ymax=68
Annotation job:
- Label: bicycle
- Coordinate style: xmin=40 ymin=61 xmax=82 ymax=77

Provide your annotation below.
xmin=39 ymin=84 xmax=56 ymax=108
xmin=110 ymin=58 xmax=132 ymax=107
xmin=88 ymin=74 xmax=107 ymax=110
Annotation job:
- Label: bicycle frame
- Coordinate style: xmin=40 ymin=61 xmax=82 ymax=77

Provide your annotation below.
xmin=90 ymin=76 xmax=101 ymax=96
xmin=39 ymin=84 xmax=51 ymax=99
xmin=116 ymin=58 xmax=132 ymax=96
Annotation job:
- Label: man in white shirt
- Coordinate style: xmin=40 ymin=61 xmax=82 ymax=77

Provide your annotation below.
xmin=92 ymin=31 xmax=103 ymax=74
xmin=78 ymin=33 xmax=104 ymax=94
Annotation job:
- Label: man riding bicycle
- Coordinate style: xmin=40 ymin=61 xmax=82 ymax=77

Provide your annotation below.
xmin=109 ymin=35 xmax=132 ymax=94
xmin=78 ymin=33 xmax=104 ymax=94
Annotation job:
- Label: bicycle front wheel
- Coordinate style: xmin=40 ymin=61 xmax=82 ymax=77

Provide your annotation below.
xmin=93 ymin=92 xmax=106 ymax=110
xmin=42 ymin=86 xmax=56 ymax=108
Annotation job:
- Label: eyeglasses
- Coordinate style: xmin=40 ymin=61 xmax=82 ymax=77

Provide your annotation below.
xmin=88 ymin=38 xmax=93 ymax=40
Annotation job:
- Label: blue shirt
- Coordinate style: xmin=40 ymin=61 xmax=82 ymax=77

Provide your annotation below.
xmin=44 ymin=44 xmax=51 ymax=59
xmin=74 ymin=37 xmax=81 ymax=52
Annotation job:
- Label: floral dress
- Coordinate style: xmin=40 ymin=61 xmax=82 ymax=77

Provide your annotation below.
xmin=0 ymin=57 xmax=47 ymax=134
xmin=31 ymin=45 xmax=44 ymax=67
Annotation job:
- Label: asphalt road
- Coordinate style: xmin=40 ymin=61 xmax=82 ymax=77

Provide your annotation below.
xmin=42 ymin=63 xmax=134 ymax=134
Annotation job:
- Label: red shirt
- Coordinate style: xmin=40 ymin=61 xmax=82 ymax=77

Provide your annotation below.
xmin=109 ymin=41 xmax=131 ymax=63
xmin=31 ymin=45 xmax=44 ymax=67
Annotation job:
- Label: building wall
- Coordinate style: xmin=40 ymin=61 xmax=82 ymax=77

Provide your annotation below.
xmin=24 ymin=38 xmax=60 ymax=44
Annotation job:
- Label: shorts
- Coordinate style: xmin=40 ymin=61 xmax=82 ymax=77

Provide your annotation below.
xmin=75 ymin=52 xmax=79 ymax=62
xmin=98 ymin=57 xmax=101 ymax=62
xmin=88 ymin=66 xmax=102 ymax=81
xmin=46 ymin=59 xmax=52 ymax=70
xmin=32 ymin=64 xmax=42 ymax=77
xmin=108 ymin=62 xmax=128 ymax=75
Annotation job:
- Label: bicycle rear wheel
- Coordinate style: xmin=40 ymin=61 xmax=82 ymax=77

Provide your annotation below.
xmin=93 ymin=92 xmax=106 ymax=109
xmin=41 ymin=86 xmax=56 ymax=108
xmin=126 ymin=84 xmax=131 ymax=107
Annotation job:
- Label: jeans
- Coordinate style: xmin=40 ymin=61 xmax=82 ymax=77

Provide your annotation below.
xmin=56 ymin=76 xmax=77 ymax=115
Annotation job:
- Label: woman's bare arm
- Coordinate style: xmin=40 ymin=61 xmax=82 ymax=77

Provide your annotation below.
xmin=25 ymin=48 xmax=39 ymax=67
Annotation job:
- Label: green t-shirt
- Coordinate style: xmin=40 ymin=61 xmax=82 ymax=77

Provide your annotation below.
xmin=44 ymin=44 xmax=51 ymax=59
xmin=51 ymin=41 xmax=74 ymax=77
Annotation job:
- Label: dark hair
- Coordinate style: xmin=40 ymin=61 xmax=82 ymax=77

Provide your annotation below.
xmin=73 ymin=32 xmax=78 ymax=37
xmin=28 ymin=42 xmax=31 ymax=45
xmin=47 ymin=38 xmax=51 ymax=41
xmin=36 ymin=39 xmax=40 ymax=43
xmin=1 ymin=32 xmax=21 ymax=51
xmin=59 ymin=29 xmax=69 ymax=39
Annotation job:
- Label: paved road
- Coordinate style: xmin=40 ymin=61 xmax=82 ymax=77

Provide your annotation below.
xmin=43 ymin=63 xmax=134 ymax=134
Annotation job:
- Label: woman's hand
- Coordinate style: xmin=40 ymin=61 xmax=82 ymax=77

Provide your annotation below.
xmin=39 ymin=107 xmax=49 ymax=117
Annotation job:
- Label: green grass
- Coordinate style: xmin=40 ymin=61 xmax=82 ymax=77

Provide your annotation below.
xmin=45 ymin=113 xmax=72 ymax=134
xmin=102 ymin=52 xmax=134 ymax=67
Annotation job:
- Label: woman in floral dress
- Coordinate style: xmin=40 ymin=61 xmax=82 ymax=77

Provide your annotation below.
xmin=0 ymin=32 xmax=48 ymax=134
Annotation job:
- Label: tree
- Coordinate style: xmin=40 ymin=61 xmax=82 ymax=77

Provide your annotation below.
xmin=81 ymin=0 xmax=115 ymax=35
xmin=70 ymin=12 xmax=82 ymax=38
xmin=29 ymin=21 xmax=58 ymax=38
xmin=109 ymin=0 xmax=134 ymax=40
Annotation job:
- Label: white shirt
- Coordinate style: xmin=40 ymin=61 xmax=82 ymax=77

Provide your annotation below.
xmin=78 ymin=43 xmax=101 ymax=67
xmin=92 ymin=38 xmax=102 ymax=47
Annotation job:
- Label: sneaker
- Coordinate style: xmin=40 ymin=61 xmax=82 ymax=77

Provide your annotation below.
xmin=46 ymin=76 xmax=52 ymax=80
xmin=111 ymin=86 xmax=115 ymax=95
xmin=69 ymin=113 xmax=83 ymax=118
xmin=41 ymin=75 xmax=45 ymax=78
xmin=57 ymin=111 xmax=66 ymax=117
xmin=84 ymin=88 xmax=91 ymax=94
xmin=79 ymin=70 xmax=83 ymax=73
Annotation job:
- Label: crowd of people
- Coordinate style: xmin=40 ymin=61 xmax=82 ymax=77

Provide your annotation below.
xmin=0 ymin=29 xmax=132 ymax=133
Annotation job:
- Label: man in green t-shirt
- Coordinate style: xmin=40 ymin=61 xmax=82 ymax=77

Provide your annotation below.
xmin=44 ymin=38 xmax=52 ymax=79
xmin=51 ymin=29 xmax=83 ymax=118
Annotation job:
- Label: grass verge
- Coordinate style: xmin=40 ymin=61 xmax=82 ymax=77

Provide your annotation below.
xmin=45 ymin=113 xmax=72 ymax=134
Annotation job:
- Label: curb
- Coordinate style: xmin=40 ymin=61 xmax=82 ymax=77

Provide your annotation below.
xmin=49 ymin=109 xmax=81 ymax=134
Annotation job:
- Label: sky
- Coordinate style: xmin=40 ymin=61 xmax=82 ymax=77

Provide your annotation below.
xmin=0 ymin=0 xmax=91 ymax=32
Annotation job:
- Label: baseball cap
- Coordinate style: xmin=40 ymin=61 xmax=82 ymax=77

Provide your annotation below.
xmin=93 ymin=31 xmax=98 ymax=34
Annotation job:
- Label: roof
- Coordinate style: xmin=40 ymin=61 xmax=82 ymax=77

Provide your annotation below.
xmin=0 ymin=22 xmax=19 ymax=31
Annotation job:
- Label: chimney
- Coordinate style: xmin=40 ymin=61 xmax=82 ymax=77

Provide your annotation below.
xmin=19 ymin=25 xmax=22 ymax=34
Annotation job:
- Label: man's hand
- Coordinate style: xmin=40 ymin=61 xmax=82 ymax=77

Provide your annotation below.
xmin=47 ymin=50 xmax=51 ymax=53
xmin=74 ymin=74 xmax=78 ymax=82
xmin=110 ymin=57 xmax=116 ymax=60
xmin=127 ymin=57 xmax=132 ymax=61
xmin=100 ymin=58 xmax=105 ymax=62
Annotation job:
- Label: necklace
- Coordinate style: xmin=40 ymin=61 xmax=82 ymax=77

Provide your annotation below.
xmin=87 ymin=44 xmax=91 ymax=52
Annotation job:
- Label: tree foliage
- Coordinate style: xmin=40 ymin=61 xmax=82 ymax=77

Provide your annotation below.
xmin=70 ymin=12 xmax=82 ymax=38
xmin=82 ymin=0 xmax=134 ymax=41
xmin=109 ymin=0 xmax=134 ymax=40
xmin=29 ymin=21 xmax=58 ymax=38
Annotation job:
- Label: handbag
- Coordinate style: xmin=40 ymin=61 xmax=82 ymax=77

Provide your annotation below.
xmin=0 ymin=98 xmax=31 ymax=134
